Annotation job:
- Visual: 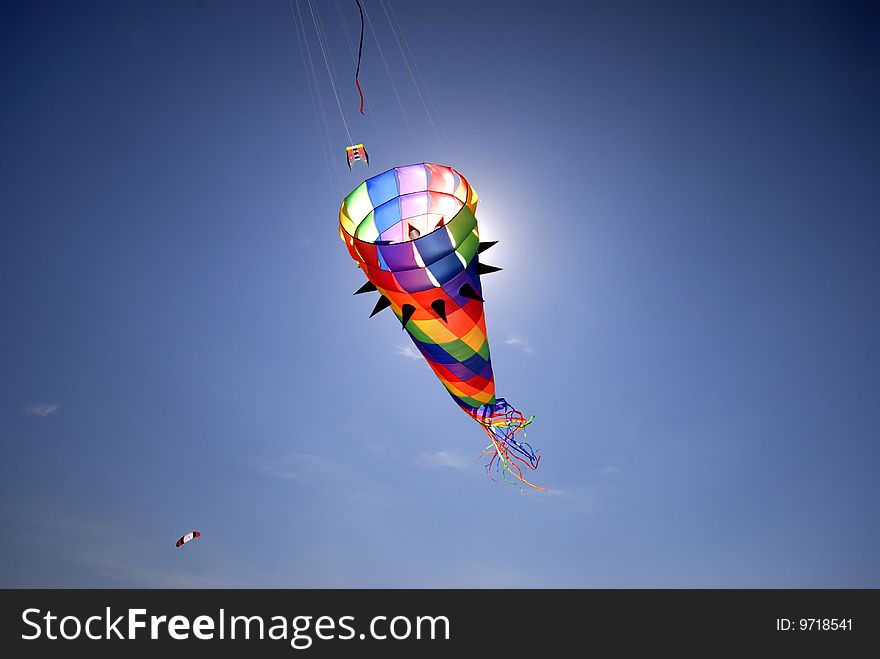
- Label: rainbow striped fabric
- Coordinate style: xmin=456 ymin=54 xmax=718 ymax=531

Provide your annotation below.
xmin=339 ymin=163 xmax=542 ymax=489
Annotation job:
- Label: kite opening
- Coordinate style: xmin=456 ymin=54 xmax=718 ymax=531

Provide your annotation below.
xmin=340 ymin=163 xmax=475 ymax=246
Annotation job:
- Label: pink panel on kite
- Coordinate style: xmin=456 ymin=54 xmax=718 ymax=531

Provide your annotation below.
xmin=429 ymin=192 xmax=462 ymax=219
xmin=426 ymin=163 xmax=455 ymax=195
xmin=379 ymin=225 xmax=406 ymax=243
xmin=400 ymin=191 xmax=429 ymax=221
xmin=395 ymin=164 xmax=428 ymax=195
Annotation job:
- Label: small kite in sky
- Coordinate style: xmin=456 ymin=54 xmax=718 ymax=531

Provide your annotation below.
xmin=346 ymin=144 xmax=369 ymax=169
xmin=175 ymin=531 xmax=200 ymax=548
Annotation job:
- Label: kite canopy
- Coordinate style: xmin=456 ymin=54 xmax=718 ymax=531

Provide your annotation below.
xmin=346 ymin=144 xmax=369 ymax=169
xmin=175 ymin=531 xmax=200 ymax=548
xmin=340 ymin=164 xmax=541 ymax=489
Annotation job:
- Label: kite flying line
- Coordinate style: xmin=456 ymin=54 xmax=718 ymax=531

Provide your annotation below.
xmin=378 ymin=0 xmax=443 ymax=145
xmin=360 ymin=0 xmax=411 ymax=132
xmin=290 ymin=0 xmax=452 ymax=167
xmin=381 ymin=0 xmax=448 ymax=144
xmin=288 ymin=0 xmax=338 ymax=192
xmin=305 ymin=0 xmax=353 ymax=146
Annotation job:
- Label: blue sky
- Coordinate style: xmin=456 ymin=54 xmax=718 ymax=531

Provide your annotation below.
xmin=1 ymin=0 xmax=878 ymax=587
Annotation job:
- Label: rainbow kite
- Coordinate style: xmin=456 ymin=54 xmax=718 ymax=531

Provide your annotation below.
xmin=339 ymin=163 xmax=542 ymax=489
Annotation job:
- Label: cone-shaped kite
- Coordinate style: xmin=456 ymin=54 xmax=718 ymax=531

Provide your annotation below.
xmin=339 ymin=163 xmax=541 ymax=489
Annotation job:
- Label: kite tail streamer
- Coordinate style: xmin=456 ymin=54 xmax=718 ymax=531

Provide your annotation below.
xmin=355 ymin=0 xmax=365 ymax=114
xmin=466 ymin=398 xmax=543 ymax=491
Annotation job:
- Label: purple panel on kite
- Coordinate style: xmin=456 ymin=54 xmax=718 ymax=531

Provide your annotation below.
xmin=477 ymin=361 xmax=493 ymax=381
xmin=442 ymin=361 xmax=485 ymax=381
xmin=394 ymin=267 xmax=437 ymax=293
xmin=440 ymin=268 xmax=475 ymax=304
xmin=379 ymin=242 xmax=418 ymax=270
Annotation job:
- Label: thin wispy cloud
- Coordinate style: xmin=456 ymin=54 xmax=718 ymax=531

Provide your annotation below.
xmin=505 ymin=335 xmax=534 ymax=354
xmin=395 ymin=344 xmax=422 ymax=360
xmin=599 ymin=465 xmax=621 ymax=475
xmin=23 ymin=403 xmax=59 ymax=417
xmin=337 ymin=419 xmax=387 ymax=456
xmin=415 ymin=450 xmax=471 ymax=470
xmin=259 ymin=453 xmax=341 ymax=482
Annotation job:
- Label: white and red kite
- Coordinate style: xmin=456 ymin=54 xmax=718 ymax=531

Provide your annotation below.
xmin=175 ymin=530 xmax=200 ymax=548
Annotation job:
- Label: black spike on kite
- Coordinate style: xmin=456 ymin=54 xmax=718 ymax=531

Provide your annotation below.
xmin=476 ymin=263 xmax=503 ymax=275
xmin=459 ymin=283 xmax=484 ymax=302
xmin=477 ymin=240 xmax=498 ymax=254
xmin=400 ymin=304 xmax=416 ymax=328
xmin=431 ymin=299 xmax=448 ymax=322
xmin=370 ymin=295 xmax=391 ymax=317
xmin=354 ymin=281 xmax=377 ymax=295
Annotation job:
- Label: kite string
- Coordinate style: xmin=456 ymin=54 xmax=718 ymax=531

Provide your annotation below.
xmin=293 ymin=0 xmax=338 ymax=170
xmin=383 ymin=0 xmax=449 ymax=144
xmin=334 ymin=0 xmax=357 ymax=56
xmin=361 ymin=0 xmax=411 ymax=133
xmin=313 ymin=0 xmax=345 ymax=104
xmin=378 ymin=0 xmax=442 ymax=145
xmin=305 ymin=0 xmax=353 ymax=145
xmin=289 ymin=0 xmax=337 ymax=194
